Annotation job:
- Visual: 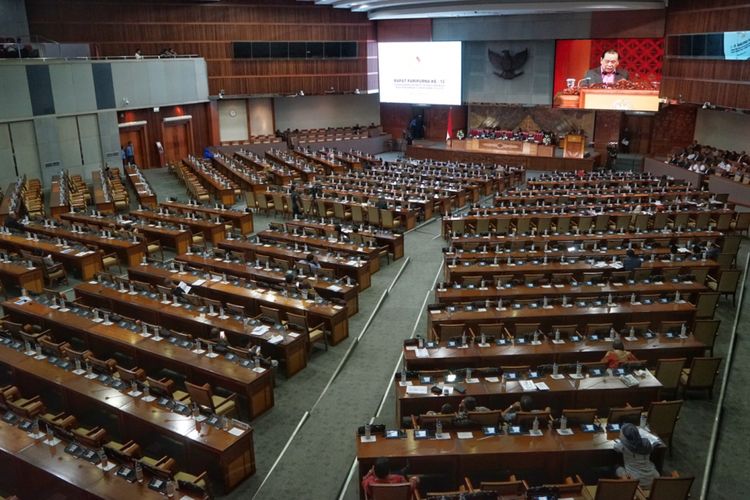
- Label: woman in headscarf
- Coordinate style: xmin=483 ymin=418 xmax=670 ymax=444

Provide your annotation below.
xmin=614 ymin=423 xmax=661 ymax=488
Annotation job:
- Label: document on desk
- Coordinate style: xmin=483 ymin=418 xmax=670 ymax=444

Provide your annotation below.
xmin=414 ymin=348 xmax=429 ymax=358
xmin=328 ymin=285 xmax=342 ymax=292
xmin=519 ymin=380 xmax=537 ymax=392
xmin=192 ymin=279 xmax=206 ymax=286
xmin=252 ymin=325 xmax=270 ymax=336
xmin=268 ymin=335 xmax=284 ymax=344
xmin=535 ymin=382 xmax=550 ymax=391
xmin=406 ymin=385 xmax=429 ymax=395
xmin=229 ymin=427 xmax=246 ymax=437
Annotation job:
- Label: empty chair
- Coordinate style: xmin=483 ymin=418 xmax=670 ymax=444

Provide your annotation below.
xmin=706 ymin=269 xmax=741 ymax=305
xmin=555 ymin=216 xmax=571 ymax=234
xmin=586 ymin=323 xmax=613 ymax=337
xmin=474 ymin=218 xmax=490 ymax=234
xmin=654 ymin=358 xmax=687 ymax=397
xmin=641 ymin=471 xmax=694 ymax=500
xmin=287 ymin=311 xmax=328 ymax=353
xmin=380 ymin=209 xmax=401 ymax=230
xmin=658 ymin=321 xmax=685 ymax=335
xmin=515 ymin=410 xmax=551 ymax=429
xmin=369 ymin=483 xmax=412 ymax=500
xmin=367 ymin=205 xmax=380 ymax=226
xmin=418 ymin=412 xmax=456 ymax=430
xmin=333 ymin=202 xmax=351 ymax=221
xmin=594 ymin=213 xmax=610 ymax=231
xmin=514 ymin=217 xmax=531 ymax=234
xmin=258 ymin=305 xmax=286 ymax=325
xmin=477 ymin=323 xmax=507 ymax=339
xmin=523 ymin=274 xmax=544 ymax=285
xmin=576 ymin=215 xmax=593 ymax=232
xmin=561 ymin=408 xmax=597 ymax=426
xmin=606 ymin=406 xmax=643 ymax=426
xmin=146 ymin=376 xmax=190 ymax=403
xmin=583 ymin=478 xmax=638 ymax=500
xmin=184 ymin=381 xmax=237 ymax=416
xmin=513 ymin=323 xmax=540 ymax=338
xmin=494 ymin=217 xmax=510 ymax=235
xmin=692 ymin=319 xmax=720 ymax=356
xmin=646 ymin=400 xmax=683 ymax=450
xmin=72 ymin=425 xmax=107 ymax=448
xmin=433 ymin=323 xmax=467 ymax=342
xmin=679 ymin=357 xmax=722 ymax=398
xmin=461 ymin=275 xmax=483 ymax=287
xmin=466 ymin=475 xmax=528 ymax=495
xmin=146 ymin=239 xmax=164 ymax=262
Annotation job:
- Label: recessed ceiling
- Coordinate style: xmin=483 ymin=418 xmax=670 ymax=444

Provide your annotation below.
xmin=299 ymin=0 xmax=665 ymax=20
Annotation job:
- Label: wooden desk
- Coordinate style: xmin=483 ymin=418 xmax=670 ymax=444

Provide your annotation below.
xmin=0 ymin=342 xmax=255 ymax=492
xmin=49 ymin=179 xmax=69 ymax=218
xmin=219 ymin=238 xmax=372 ymax=291
xmin=0 ymin=420 xmax=184 ymax=500
xmin=426 ymin=301 xmax=696 ymax=340
xmin=133 ymin=209 xmax=226 ymax=245
xmin=124 ymin=165 xmax=158 ymax=208
xmin=130 ymin=267 xmax=350 ymax=346
xmin=0 ymin=233 xmax=102 ymax=281
xmin=285 ymin=220 xmax=405 ymax=260
xmin=22 ymin=221 xmax=146 ymax=267
xmin=161 ymin=200 xmax=254 ymax=235
xmin=0 ymin=260 xmax=44 ymax=293
xmin=257 ymin=229 xmax=381 ymax=274
xmin=264 ymin=150 xmax=317 ymax=182
xmin=396 ymin=371 xmax=662 ymax=420
xmin=59 ymin=213 xmax=193 ymax=255
xmin=3 ymin=298 xmax=275 ymax=420
xmin=73 ymin=281 xmax=308 ymax=378
xmin=449 ymin=229 xmax=724 ymax=249
xmin=445 ymin=257 xmax=719 ymax=283
xmin=404 ymin=334 xmax=705 ymax=370
xmin=435 ymin=279 xmax=708 ymax=304
xmin=91 ymin=170 xmax=115 ymax=214
xmin=182 ymin=158 xmax=237 ymax=206
xmin=357 ymin=429 xmax=664 ymax=499
xmin=212 ymin=155 xmax=270 ymax=192
xmin=165 ymin=254 xmax=360 ymax=317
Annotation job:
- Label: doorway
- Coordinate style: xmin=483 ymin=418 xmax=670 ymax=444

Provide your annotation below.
xmin=119 ymin=125 xmax=148 ymax=167
xmin=162 ymin=120 xmax=193 ymax=165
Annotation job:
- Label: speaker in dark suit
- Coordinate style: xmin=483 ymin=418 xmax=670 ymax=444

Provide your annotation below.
xmin=582 ymin=49 xmax=629 ymax=85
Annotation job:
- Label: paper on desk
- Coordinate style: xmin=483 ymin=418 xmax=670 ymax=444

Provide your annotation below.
xmin=328 ymin=285 xmax=342 ymax=292
xmin=405 ymin=346 xmax=417 ymax=351
xmin=406 ymin=385 xmax=429 ymax=395
xmin=535 ymin=382 xmax=550 ymax=391
xmin=268 ymin=335 xmax=284 ymax=344
xmin=229 ymin=427 xmax=246 ymax=437
xmin=519 ymin=380 xmax=537 ymax=391
xmin=414 ymin=348 xmax=429 ymax=358
xmin=457 ymin=432 xmax=474 ymax=439
xmin=485 ymin=376 xmax=500 ymax=383
xmin=252 ymin=325 xmax=270 ymax=336
xmin=287 ymin=332 xmax=300 ymax=338
xmin=434 ymin=432 xmax=451 ymax=440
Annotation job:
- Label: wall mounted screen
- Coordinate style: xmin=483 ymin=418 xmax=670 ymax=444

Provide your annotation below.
xmin=378 ymin=42 xmax=462 ymax=105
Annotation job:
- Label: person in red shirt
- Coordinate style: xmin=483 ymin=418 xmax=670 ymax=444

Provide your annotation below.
xmin=361 ymin=457 xmax=419 ymax=498
xmin=601 ymin=339 xmax=638 ymax=369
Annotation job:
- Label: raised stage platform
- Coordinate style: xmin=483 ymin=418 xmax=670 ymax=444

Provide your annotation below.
xmin=406 ymin=140 xmax=600 ymax=171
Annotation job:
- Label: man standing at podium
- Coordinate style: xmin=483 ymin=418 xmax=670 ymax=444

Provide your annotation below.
xmin=583 ymin=49 xmax=629 ymax=85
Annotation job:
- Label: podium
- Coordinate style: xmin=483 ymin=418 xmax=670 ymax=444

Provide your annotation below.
xmin=564 ymin=134 xmax=585 ymax=159
xmin=579 ymin=88 xmax=659 ymax=111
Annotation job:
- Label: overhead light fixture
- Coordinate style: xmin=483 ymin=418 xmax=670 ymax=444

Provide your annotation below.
xmin=121 ymin=98 xmax=130 ymax=106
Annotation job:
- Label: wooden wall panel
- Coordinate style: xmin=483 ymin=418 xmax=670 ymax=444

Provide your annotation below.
xmin=380 ymin=103 xmax=413 ymax=141
xmin=26 ymin=0 xmax=376 ymax=97
xmin=590 ymin=10 xmax=665 ymax=38
xmin=117 ymin=103 xmax=211 ymax=168
xmin=649 ymin=104 xmax=697 ymax=156
xmin=662 ymin=1 xmax=750 ymax=109
xmin=376 ymin=19 xmax=433 ymax=42
xmin=666 ymin=3 xmax=750 ymax=34
xmin=592 ymin=111 xmax=623 ymax=153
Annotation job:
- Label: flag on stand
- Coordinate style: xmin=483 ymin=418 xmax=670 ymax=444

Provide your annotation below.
xmin=446 ymin=106 xmax=453 ymax=142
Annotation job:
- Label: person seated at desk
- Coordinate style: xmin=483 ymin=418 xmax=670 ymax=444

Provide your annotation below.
xmin=601 ymin=340 xmax=638 ymax=369
xmin=333 ymin=224 xmax=351 ymax=243
xmin=502 ymin=395 xmax=551 ymax=423
xmin=614 ymin=423 xmax=660 ymax=489
xmin=375 ymin=196 xmax=388 ymax=210
xmin=361 ymin=457 xmax=419 ymax=498
xmin=163 ymin=277 xmax=188 ymax=298
xmin=426 ymin=403 xmax=454 ymax=416
xmin=457 ymin=396 xmax=490 ymax=417
xmin=301 ymin=253 xmax=321 ymax=273
xmin=623 ymin=249 xmax=643 ymax=271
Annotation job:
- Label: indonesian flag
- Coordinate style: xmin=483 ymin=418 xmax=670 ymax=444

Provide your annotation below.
xmin=446 ymin=106 xmax=453 ymax=142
